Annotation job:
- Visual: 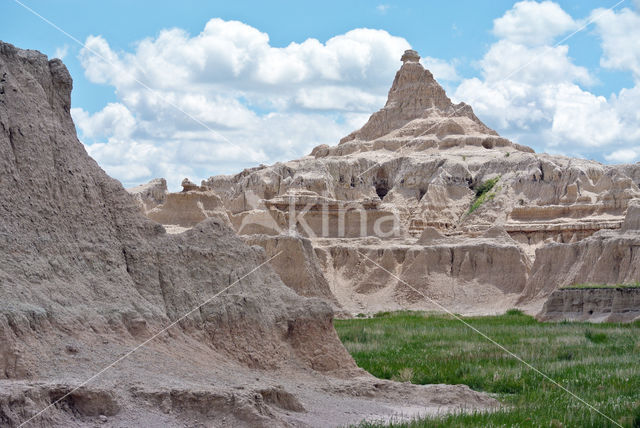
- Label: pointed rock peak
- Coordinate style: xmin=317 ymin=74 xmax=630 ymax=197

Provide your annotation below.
xmin=386 ymin=50 xmax=448 ymax=112
xmin=400 ymin=49 xmax=420 ymax=63
xmin=340 ymin=49 xmax=499 ymax=145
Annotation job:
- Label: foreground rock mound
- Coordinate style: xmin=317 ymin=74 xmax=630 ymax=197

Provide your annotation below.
xmin=0 ymin=42 xmax=495 ymax=426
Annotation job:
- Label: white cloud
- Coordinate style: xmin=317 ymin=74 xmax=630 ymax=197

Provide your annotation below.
xmin=72 ymin=103 xmax=136 ymax=139
xmin=75 ymin=20 xmax=427 ymax=189
xmin=605 ymin=148 xmax=639 ymax=162
xmin=53 ymin=45 xmax=69 ymax=60
xmin=294 ymin=87 xmax=385 ymax=111
xmin=81 ymin=22 xmax=411 ymax=93
xmin=376 ymin=4 xmax=390 ymax=14
xmin=550 ymin=84 xmax=621 ymax=147
xmin=421 ymin=57 xmax=460 ymax=81
xmin=454 ymin=1 xmax=640 ymax=159
xmin=590 ymin=7 xmax=640 ymax=82
xmin=477 ymin=40 xmax=593 ymax=85
xmin=492 ymin=0 xmax=577 ymax=45
xmin=73 ymin=3 xmax=640 ymax=189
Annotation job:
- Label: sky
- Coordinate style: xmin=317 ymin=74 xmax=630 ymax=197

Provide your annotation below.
xmin=3 ymin=0 xmax=640 ymax=189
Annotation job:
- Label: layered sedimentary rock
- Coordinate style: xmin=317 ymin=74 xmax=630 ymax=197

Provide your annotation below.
xmin=130 ymin=179 xmax=230 ymax=230
xmin=0 ymin=42 xmax=495 ymax=426
xmin=522 ymin=201 xmax=640 ymax=304
xmin=538 ymin=287 xmax=640 ymax=322
xmin=244 ymin=234 xmax=340 ymax=309
xmin=128 ymin=178 xmax=167 ymax=212
xmin=135 ymin=50 xmax=640 ymax=319
xmin=313 ymin=235 xmax=530 ymax=315
xmin=338 ymin=48 xmax=502 ymax=146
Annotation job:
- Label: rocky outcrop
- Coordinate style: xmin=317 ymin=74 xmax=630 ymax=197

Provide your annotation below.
xmin=244 ymin=234 xmax=341 ymax=311
xmin=128 ymin=179 xmax=230 ymax=230
xmin=135 ymin=49 xmax=640 ymax=319
xmin=314 ymin=236 xmax=530 ymax=315
xmin=522 ymin=200 xmax=640 ymax=305
xmin=128 ymin=178 xmax=167 ymax=212
xmin=538 ymin=287 xmax=640 ymax=322
xmin=339 ymin=49 xmax=500 ymax=146
xmin=0 ymin=42 xmax=496 ymax=426
xmin=622 ymin=200 xmax=640 ymax=231
xmin=147 ymin=189 xmax=231 ymax=229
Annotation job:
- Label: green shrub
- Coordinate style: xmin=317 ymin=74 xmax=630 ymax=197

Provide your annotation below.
xmin=585 ymin=329 xmax=607 ymax=343
xmin=474 ymin=177 xmax=499 ymax=197
xmin=468 ymin=177 xmax=500 ymax=214
xmin=373 ymin=311 xmax=392 ymax=318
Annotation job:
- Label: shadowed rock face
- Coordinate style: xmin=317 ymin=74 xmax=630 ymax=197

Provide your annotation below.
xmin=538 ymin=287 xmax=640 ymax=323
xmin=0 ymin=41 xmax=500 ymax=426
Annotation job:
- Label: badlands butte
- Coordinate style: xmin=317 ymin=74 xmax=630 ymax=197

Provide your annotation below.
xmin=133 ymin=49 xmax=640 ymax=323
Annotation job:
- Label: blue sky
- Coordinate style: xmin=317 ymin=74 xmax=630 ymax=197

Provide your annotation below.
xmin=3 ymin=0 xmax=640 ymax=188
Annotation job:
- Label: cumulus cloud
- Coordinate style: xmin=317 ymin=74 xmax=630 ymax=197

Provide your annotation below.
xmin=492 ymin=0 xmax=577 ymax=45
xmin=72 ymin=103 xmax=136 ymax=139
xmin=605 ymin=148 xmax=639 ymax=162
xmin=75 ymin=20 xmax=445 ymax=188
xmin=591 ymin=7 xmax=640 ymax=81
xmin=74 ymin=3 xmax=640 ymax=189
xmin=477 ymin=41 xmax=593 ymax=85
xmin=421 ymin=57 xmax=460 ymax=81
xmin=454 ymin=1 xmax=640 ymax=160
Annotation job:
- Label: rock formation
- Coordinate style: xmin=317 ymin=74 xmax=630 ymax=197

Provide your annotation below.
xmin=538 ymin=287 xmax=640 ymax=322
xmin=0 ymin=42 xmax=495 ymax=426
xmin=136 ymin=49 xmax=640 ymax=320
xmin=339 ymin=48 xmax=500 ymax=146
xmin=128 ymin=177 xmax=167 ymax=212
xmin=522 ymin=200 xmax=640 ymax=305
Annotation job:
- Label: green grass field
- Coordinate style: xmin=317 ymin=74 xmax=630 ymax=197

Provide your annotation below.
xmin=560 ymin=282 xmax=640 ymax=290
xmin=334 ymin=311 xmax=640 ymax=427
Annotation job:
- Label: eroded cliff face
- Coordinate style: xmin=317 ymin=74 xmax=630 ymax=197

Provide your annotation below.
xmin=132 ymin=50 xmax=640 ymax=319
xmin=0 ymin=42 xmax=496 ymax=426
xmin=537 ymin=287 xmax=640 ymax=323
xmin=522 ymin=201 xmax=640 ymax=304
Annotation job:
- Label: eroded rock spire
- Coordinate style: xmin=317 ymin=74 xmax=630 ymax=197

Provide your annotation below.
xmin=340 ymin=49 xmax=496 ymax=144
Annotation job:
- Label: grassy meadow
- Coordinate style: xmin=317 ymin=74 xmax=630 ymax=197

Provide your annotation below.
xmin=334 ymin=311 xmax=640 ymax=427
xmin=560 ymin=283 xmax=640 ymax=290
